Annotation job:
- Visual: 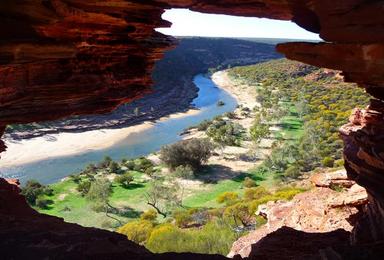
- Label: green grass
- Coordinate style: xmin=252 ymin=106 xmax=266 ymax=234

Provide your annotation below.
xmin=39 ymin=172 xmax=152 ymax=229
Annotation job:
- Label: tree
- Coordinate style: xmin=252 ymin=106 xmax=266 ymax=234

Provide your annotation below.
xmin=86 ymin=178 xmax=121 ymax=224
xmin=21 ymin=180 xmax=51 ymax=205
xmin=160 ymin=138 xmax=213 ymax=170
xmin=115 ymin=172 xmax=134 ymax=188
xmin=250 ymin=122 xmax=270 ymax=144
xmin=145 ymin=178 xmax=183 ymax=218
xmin=77 ymin=180 xmax=91 ymax=196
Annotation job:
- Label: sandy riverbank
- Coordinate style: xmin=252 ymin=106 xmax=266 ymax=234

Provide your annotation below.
xmin=0 ymin=109 xmax=200 ymax=168
xmin=0 ymin=71 xmax=253 ymax=169
xmin=212 ymin=70 xmax=258 ymax=109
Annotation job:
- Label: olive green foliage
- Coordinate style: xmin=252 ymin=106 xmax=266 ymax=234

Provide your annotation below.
xmin=206 ymin=118 xmax=245 ymax=146
xmin=160 ymin=138 xmax=213 ymax=170
xmin=86 ymin=178 xmax=112 ymax=211
xmin=229 ymin=59 xmax=370 ymax=178
xmin=146 ymin=221 xmax=237 ymax=255
xmin=250 ymin=121 xmax=270 ymax=144
xmin=115 ymin=172 xmax=134 ymax=188
xmin=21 ymin=180 xmax=53 ymax=207
xmin=118 ymin=220 xmax=154 ymax=244
xmin=77 ymin=180 xmax=91 ymax=196
xmin=173 ymin=165 xmax=194 ymax=179
xmin=140 ymin=209 xmax=158 ymax=222
xmin=322 ymin=157 xmax=335 ymax=167
xmin=216 ymin=191 xmax=239 ymax=206
xmin=243 ymin=177 xmax=257 ymax=188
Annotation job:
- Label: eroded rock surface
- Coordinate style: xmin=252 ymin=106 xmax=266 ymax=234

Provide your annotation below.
xmin=1 ymin=0 xmax=384 ymax=258
xmin=229 ymin=170 xmax=368 ymax=258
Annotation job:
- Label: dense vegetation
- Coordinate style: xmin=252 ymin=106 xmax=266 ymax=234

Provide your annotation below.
xmin=228 ymin=59 xmax=370 ymax=179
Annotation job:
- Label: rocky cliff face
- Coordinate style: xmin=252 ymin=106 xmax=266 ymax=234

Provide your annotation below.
xmin=229 ymin=170 xmax=368 ymax=258
xmin=1 ymin=0 xmax=384 ymax=258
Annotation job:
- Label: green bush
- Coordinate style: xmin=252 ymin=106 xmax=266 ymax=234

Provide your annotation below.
xmin=133 ymin=157 xmax=154 ymax=172
xmin=77 ymin=180 xmax=91 ymax=196
xmin=243 ymin=177 xmax=257 ymax=188
xmin=146 ymin=221 xmax=237 ymax=255
xmin=244 ymin=186 xmax=270 ymax=201
xmin=115 ymin=172 xmax=134 ymax=188
xmin=160 ymin=138 xmax=213 ymax=170
xmin=35 ymin=197 xmax=50 ymax=209
xmin=196 ymin=120 xmax=212 ymax=131
xmin=117 ymin=220 xmax=154 ymax=244
xmin=284 ymin=165 xmax=301 ymax=179
xmin=21 ymin=180 xmax=51 ymax=205
xmin=173 ymin=210 xmax=194 ymax=228
xmin=206 ymin=120 xmax=244 ymax=146
xmin=141 ymin=209 xmax=158 ymax=222
xmin=173 ymin=165 xmax=194 ymax=179
xmin=322 ymin=157 xmax=335 ymax=167
xmin=216 ymin=192 xmax=239 ymax=206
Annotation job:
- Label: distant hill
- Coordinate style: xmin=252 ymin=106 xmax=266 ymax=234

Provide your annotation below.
xmin=6 ymin=38 xmax=282 ymax=139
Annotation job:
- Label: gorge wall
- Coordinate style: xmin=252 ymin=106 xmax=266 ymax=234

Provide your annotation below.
xmin=1 ymin=0 xmax=384 ymax=258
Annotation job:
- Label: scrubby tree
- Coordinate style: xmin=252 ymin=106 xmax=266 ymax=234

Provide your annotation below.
xmin=21 ymin=180 xmax=52 ymax=206
xmin=160 ymin=138 xmax=213 ymax=171
xmin=115 ymin=172 xmax=134 ymax=188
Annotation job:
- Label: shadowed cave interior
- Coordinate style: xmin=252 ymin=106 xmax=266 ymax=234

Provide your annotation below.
xmin=1 ymin=0 xmax=384 ymax=259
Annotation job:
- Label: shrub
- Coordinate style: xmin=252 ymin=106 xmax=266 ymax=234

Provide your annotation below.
xmin=117 ymin=220 xmax=154 ymax=244
xmin=146 ymin=221 xmax=237 ymax=255
xmin=125 ymin=160 xmax=136 ymax=170
xmin=243 ymin=177 xmax=257 ymax=188
xmin=196 ymin=120 xmax=212 ymax=131
xmin=160 ymin=138 xmax=213 ymax=170
xmin=133 ymin=157 xmax=154 ymax=172
xmin=322 ymin=157 xmax=334 ymax=167
xmin=173 ymin=210 xmax=193 ymax=228
xmin=244 ymin=186 xmax=270 ymax=201
xmin=250 ymin=122 xmax=270 ymax=144
xmin=173 ymin=165 xmax=194 ymax=179
xmin=69 ymin=174 xmax=82 ymax=183
xmin=35 ymin=198 xmax=50 ymax=209
xmin=115 ymin=172 xmax=134 ymax=188
xmin=206 ymin=120 xmax=244 ymax=146
xmin=21 ymin=180 xmax=50 ymax=205
xmin=109 ymin=161 xmax=120 ymax=174
xmin=77 ymin=180 xmax=91 ymax=196
xmin=141 ymin=209 xmax=158 ymax=222
xmin=284 ymin=165 xmax=301 ymax=179
xmin=216 ymin=192 xmax=239 ymax=206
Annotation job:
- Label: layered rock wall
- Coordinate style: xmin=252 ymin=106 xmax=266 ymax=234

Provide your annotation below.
xmin=1 ymin=0 xmax=384 ymax=258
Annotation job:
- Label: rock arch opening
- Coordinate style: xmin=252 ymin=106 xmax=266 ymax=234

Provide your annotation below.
xmin=1 ymin=1 xmax=384 ymax=259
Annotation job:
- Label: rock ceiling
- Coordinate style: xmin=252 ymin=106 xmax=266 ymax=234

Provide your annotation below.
xmin=1 ymin=0 xmax=384 ymax=258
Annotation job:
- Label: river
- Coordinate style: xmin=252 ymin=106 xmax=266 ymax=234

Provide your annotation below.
xmin=0 ymin=74 xmax=237 ymax=184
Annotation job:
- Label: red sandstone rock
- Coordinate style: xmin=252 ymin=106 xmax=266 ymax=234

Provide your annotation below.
xmin=1 ymin=0 xmax=384 ymax=257
xmin=229 ymin=170 xmax=368 ymax=258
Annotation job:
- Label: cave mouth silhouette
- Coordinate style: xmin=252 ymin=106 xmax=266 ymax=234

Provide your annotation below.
xmin=1 ymin=1 xmax=384 ymax=259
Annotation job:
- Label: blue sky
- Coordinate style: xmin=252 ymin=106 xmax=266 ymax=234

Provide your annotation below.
xmin=156 ymin=9 xmax=320 ymax=40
